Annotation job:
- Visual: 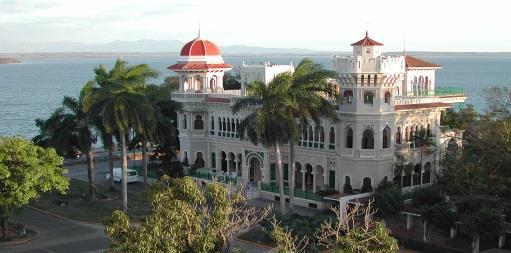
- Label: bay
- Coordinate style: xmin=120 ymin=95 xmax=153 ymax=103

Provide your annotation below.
xmin=0 ymin=54 xmax=510 ymax=139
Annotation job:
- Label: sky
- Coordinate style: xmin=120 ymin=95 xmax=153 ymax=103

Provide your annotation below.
xmin=0 ymin=0 xmax=510 ymax=52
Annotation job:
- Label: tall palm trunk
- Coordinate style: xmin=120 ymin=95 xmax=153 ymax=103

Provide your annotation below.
xmin=86 ymin=149 xmax=96 ymax=200
xmin=142 ymin=138 xmax=148 ymax=190
xmin=108 ymin=140 xmax=115 ymax=190
xmin=119 ymin=129 xmax=128 ymax=212
xmin=275 ymin=142 xmax=286 ymax=214
xmin=289 ymin=142 xmax=296 ymax=209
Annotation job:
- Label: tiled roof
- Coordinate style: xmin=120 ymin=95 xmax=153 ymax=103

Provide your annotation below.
xmin=168 ymin=63 xmax=232 ymax=70
xmin=180 ymin=38 xmax=221 ymax=56
xmin=405 ymin=55 xmax=442 ymax=68
xmin=395 ymin=102 xmax=450 ymax=111
xmin=351 ymin=32 xmax=384 ymax=46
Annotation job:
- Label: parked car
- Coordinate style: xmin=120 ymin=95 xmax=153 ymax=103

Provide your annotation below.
xmin=106 ymin=168 xmax=139 ymax=183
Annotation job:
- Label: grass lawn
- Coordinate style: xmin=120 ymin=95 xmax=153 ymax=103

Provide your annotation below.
xmin=30 ymin=179 xmax=151 ymax=223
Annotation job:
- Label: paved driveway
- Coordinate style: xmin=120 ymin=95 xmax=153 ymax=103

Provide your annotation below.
xmin=1 ymin=208 xmax=107 ymax=253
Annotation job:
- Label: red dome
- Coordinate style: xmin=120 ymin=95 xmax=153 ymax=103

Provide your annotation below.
xmin=180 ymin=38 xmax=222 ymax=56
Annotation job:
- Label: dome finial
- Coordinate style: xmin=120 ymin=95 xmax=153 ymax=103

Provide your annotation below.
xmin=197 ymin=21 xmax=201 ymax=38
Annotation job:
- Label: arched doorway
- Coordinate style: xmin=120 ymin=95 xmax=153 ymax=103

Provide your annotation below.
xmin=249 ymin=157 xmax=262 ymax=183
xmin=194 ymin=152 xmax=204 ymax=168
xmin=295 ymin=162 xmax=302 ymax=189
xmin=220 ymin=151 xmax=227 ymax=172
xmin=413 ymin=164 xmax=422 ymax=185
xmin=423 ymin=162 xmax=431 ymax=184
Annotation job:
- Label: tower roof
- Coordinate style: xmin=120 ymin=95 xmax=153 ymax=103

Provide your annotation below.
xmin=351 ymin=31 xmax=384 ymax=46
xmin=180 ymin=37 xmax=222 ymax=56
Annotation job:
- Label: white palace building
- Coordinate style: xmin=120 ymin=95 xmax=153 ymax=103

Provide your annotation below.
xmin=168 ymin=32 xmax=466 ymax=209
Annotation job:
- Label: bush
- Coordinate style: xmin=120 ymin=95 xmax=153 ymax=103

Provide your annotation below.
xmin=411 ymin=185 xmax=443 ymax=207
xmin=420 ymin=202 xmax=457 ymax=230
xmin=462 ymin=208 xmax=503 ymax=240
xmin=374 ymin=180 xmax=404 ymax=220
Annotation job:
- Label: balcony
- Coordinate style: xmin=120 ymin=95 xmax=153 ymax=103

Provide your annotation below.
xmin=170 ymin=89 xmax=242 ymax=103
xmin=395 ymin=143 xmax=410 ymax=156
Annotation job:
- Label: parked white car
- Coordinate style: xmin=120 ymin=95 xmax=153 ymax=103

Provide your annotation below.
xmin=106 ymin=168 xmax=139 ymax=183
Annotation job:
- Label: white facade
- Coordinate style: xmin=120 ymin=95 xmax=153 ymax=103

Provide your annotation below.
xmin=170 ymin=33 xmax=467 ymax=209
xmin=239 ymin=61 xmax=295 ymax=94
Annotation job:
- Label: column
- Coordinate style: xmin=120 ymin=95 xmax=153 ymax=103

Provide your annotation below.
xmin=202 ymin=76 xmax=208 ymax=92
xmin=312 ymin=172 xmax=317 ymax=193
xmin=235 ymin=159 xmax=239 ymax=177
xmin=301 ymin=170 xmax=306 ymax=191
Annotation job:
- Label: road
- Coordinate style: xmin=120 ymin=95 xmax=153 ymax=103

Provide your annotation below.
xmin=65 ymin=159 xmax=147 ymax=193
xmin=2 ymin=208 xmax=107 ymax=253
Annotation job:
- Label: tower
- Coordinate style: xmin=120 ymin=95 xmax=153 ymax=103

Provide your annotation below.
xmin=168 ymin=34 xmax=232 ymax=93
xmin=332 ymin=32 xmax=405 ymax=189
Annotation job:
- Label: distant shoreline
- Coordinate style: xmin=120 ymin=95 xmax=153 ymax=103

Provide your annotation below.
xmin=1 ymin=51 xmax=511 ymax=60
xmin=0 ymin=57 xmax=21 ymax=64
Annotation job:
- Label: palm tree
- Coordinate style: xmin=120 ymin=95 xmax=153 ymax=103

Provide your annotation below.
xmin=233 ymin=73 xmax=298 ymax=213
xmin=412 ymin=128 xmax=434 ymax=187
xmin=34 ymin=96 xmax=97 ymax=200
xmin=82 ymin=60 xmax=158 ymax=212
xmin=287 ymin=58 xmax=338 ymax=209
xmin=139 ymin=84 xmax=181 ymax=189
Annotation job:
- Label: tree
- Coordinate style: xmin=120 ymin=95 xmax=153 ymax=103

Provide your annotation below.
xmin=83 ymin=59 xmax=158 ymax=212
xmin=0 ymin=137 xmax=69 ymax=239
xmin=164 ymin=76 xmax=180 ymax=91
xmin=270 ymin=218 xmax=308 ymax=253
xmin=134 ymin=84 xmax=181 ymax=190
xmin=34 ymin=95 xmax=97 ymax=200
xmin=233 ymin=73 xmax=299 ymax=214
xmin=463 ymin=208 xmax=504 ymax=253
xmin=104 ymin=176 xmax=269 ymax=253
xmin=314 ymin=201 xmax=399 ymax=253
xmin=287 ymin=58 xmax=338 ymax=209
xmin=419 ymin=201 xmax=457 ymax=242
xmin=373 ymin=180 xmax=404 ymax=222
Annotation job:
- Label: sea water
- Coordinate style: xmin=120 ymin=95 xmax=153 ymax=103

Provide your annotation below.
xmin=1 ymin=54 xmax=510 ymax=138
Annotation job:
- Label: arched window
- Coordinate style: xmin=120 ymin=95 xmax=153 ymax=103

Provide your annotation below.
xmin=210 ymin=116 xmax=215 ymax=130
xmin=303 ymin=126 xmax=308 ymax=141
xmin=231 ymin=118 xmax=235 ymax=133
xmin=314 ymin=125 xmax=320 ymax=142
xmin=345 ymin=127 xmax=353 ymax=148
xmin=384 ymin=91 xmax=391 ymax=104
xmin=396 ymin=127 xmax=402 ymax=144
xmin=413 ymin=164 xmax=422 ymax=185
xmin=218 ymin=117 xmax=222 ymax=131
xmin=373 ymin=74 xmax=377 ymax=85
xmin=363 ymin=92 xmax=374 ymax=105
xmin=383 ymin=126 xmax=391 ymax=148
xmin=210 ymin=77 xmax=216 ymax=90
xmin=308 ymin=126 xmax=313 ymax=141
xmin=362 ymin=129 xmax=374 ymax=149
xmin=405 ymin=126 xmax=410 ymax=142
xmin=427 ymin=124 xmax=431 ymax=136
xmin=361 ymin=75 xmax=365 ymax=85
xmin=194 ymin=115 xmax=204 ymax=130
xmin=343 ymin=90 xmax=353 ymax=103
xmin=329 ymin=127 xmax=335 ymax=144
xmin=320 ymin=127 xmax=325 ymax=143
xmin=182 ymin=114 xmax=187 ymax=129
xmin=195 ymin=76 xmax=202 ymax=90
xmin=222 ymin=118 xmax=226 ymax=134
xmin=227 ymin=118 xmax=231 ymax=132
